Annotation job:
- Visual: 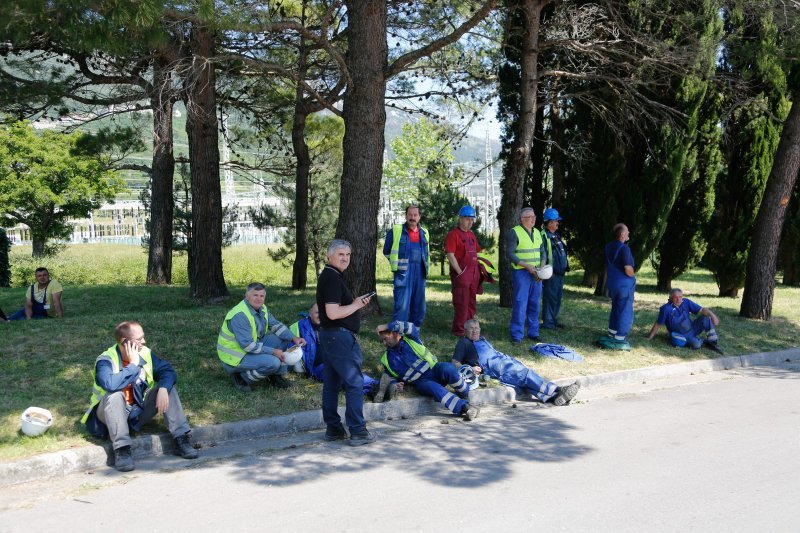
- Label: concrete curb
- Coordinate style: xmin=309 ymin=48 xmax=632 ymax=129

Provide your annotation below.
xmin=2 ymin=347 xmax=797 ymax=488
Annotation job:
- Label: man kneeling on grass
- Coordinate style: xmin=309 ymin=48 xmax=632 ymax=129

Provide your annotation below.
xmin=82 ymin=321 xmax=198 ymax=472
xmin=453 ymin=319 xmax=580 ymax=405
xmin=375 ymin=321 xmax=479 ymax=421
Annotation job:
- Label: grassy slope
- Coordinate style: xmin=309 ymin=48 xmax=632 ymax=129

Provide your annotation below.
xmin=1 ymin=244 xmax=798 ymax=460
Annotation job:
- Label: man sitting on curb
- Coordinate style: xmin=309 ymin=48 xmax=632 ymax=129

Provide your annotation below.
xmin=646 ymin=288 xmax=722 ymax=353
xmin=217 ymin=282 xmax=307 ymax=391
xmin=82 ymin=321 xmax=198 ymax=472
xmin=376 ymin=321 xmax=479 ymax=420
xmin=453 ymin=319 xmax=580 ymax=405
xmin=289 ymin=303 xmax=385 ymax=399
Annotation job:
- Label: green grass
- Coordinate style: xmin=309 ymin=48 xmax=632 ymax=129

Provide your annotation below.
xmin=1 ymin=244 xmax=798 ymax=461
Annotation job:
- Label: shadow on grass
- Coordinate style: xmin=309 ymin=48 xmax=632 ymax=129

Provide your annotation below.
xmin=224 ymin=405 xmax=590 ymax=489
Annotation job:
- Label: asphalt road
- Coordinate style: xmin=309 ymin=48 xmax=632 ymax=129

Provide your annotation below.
xmin=1 ymin=363 xmax=798 ymax=532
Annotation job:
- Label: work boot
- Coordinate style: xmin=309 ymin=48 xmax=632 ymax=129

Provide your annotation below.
xmin=704 ymin=339 xmax=724 ymax=355
xmin=461 ymin=404 xmax=480 ymax=421
xmin=113 ymin=445 xmax=135 ymax=472
xmin=175 ymin=432 xmax=199 ymax=459
xmin=324 ymin=423 xmax=347 ymax=442
xmin=230 ymin=373 xmax=252 ymax=392
xmin=553 ymin=382 xmax=581 ymax=406
xmin=372 ymin=373 xmax=393 ymax=403
xmin=348 ymin=430 xmax=377 ymax=447
xmin=269 ymin=374 xmax=292 ymax=389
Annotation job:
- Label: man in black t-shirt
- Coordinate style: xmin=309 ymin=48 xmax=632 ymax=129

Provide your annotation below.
xmin=316 ymin=239 xmax=376 ymax=446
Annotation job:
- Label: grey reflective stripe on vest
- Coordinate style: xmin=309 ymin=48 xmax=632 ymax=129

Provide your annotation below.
xmin=402 ymin=360 xmax=431 ymax=382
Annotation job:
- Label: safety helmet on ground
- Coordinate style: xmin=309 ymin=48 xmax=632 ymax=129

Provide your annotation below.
xmin=459 ymin=365 xmax=480 ymax=391
xmin=458 ymin=205 xmax=477 ymax=218
xmin=670 ymin=332 xmax=688 ymax=348
xmin=543 ymin=208 xmax=562 ymax=222
xmin=536 ymin=264 xmax=553 ymax=280
xmin=283 ymin=345 xmax=304 ymax=366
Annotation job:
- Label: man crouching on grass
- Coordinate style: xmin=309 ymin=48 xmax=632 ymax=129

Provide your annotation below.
xmin=82 ymin=321 xmax=198 ymax=472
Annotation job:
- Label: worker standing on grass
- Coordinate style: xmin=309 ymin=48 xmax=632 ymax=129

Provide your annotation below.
xmin=604 ymin=223 xmax=636 ymax=343
xmin=541 ymin=208 xmax=569 ymax=330
xmin=506 ymin=207 xmax=549 ymax=344
xmin=445 ymin=205 xmax=482 ymax=337
xmin=383 ymin=205 xmax=430 ymax=328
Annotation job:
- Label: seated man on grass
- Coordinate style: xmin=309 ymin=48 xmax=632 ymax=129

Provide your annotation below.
xmin=376 ymin=321 xmax=479 ymax=420
xmin=453 ymin=319 xmax=580 ymax=406
xmin=217 ymin=282 xmax=307 ymax=392
xmin=7 ymin=267 xmax=63 ymax=320
xmin=82 ymin=321 xmax=198 ymax=472
xmin=646 ymin=288 xmax=722 ymax=353
xmin=289 ymin=303 xmax=382 ymax=398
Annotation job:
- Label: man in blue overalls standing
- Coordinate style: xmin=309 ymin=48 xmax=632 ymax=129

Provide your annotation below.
xmin=605 ymin=223 xmax=636 ymax=342
xmin=383 ymin=205 xmax=429 ymax=328
xmin=646 ymin=288 xmax=722 ymax=352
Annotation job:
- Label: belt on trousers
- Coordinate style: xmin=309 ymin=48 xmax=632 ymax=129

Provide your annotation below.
xmin=320 ymin=326 xmax=357 ymax=336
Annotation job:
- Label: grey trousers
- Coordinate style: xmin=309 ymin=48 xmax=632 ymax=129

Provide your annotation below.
xmin=97 ymin=388 xmax=190 ymax=450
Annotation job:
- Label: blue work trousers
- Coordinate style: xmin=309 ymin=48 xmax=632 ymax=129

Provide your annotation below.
xmin=511 ymin=268 xmax=542 ymax=341
xmin=542 ymin=274 xmax=565 ymax=328
xmin=221 ymin=352 xmax=287 ymax=384
xmin=486 ymin=355 xmax=557 ymax=402
xmin=608 ymin=277 xmax=636 ymax=340
xmin=412 ymin=364 xmax=468 ymax=415
xmin=670 ymin=315 xmax=715 ymax=349
xmin=393 ymin=253 xmax=426 ymax=328
xmin=319 ymin=329 xmax=366 ymax=434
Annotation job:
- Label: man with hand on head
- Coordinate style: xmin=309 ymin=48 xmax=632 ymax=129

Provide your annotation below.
xmin=376 ymin=320 xmax=479 ymax=421
xmin=217 ymin=282 xmax=307 ymax=392
xmin=82 ymin=321 xmax=198 ymax=472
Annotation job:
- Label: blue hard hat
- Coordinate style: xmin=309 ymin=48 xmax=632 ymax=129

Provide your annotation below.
xmin=670 ymin=332 xmax=687 ymax=347
xmin=458 ymin=205 xmax=477 ymax=218
xmin=543 ymin=208 xmax=562 ymax=222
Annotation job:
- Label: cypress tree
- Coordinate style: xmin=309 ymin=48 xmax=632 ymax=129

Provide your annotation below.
xmin=704 ymin=5 xmax=790 ymax=297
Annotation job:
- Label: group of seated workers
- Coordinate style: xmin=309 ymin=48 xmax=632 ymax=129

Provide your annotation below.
xmin=214 ymin=283 xmax=581 ymax=420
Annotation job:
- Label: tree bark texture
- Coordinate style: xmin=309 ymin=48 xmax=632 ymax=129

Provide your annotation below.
xmin=336 ymin=0 xmax=388 ymax=310
xmin=498 ymin=0 xmax=545 ymax=308
xmin=147 ymin=58 xmax=175 ymax=285
xmin=740 ymin=97 xmax=800 ymax=319
xmin=186 ymin=23 xmax=228 ymax=302
xmin=291 ymin=101 xmax=310 ymax=290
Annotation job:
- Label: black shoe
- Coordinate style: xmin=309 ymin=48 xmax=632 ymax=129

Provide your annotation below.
xmin=553 ymin=382 xmax=581 ymax=406
xmin=372 ymin=373 xmax=393 ymax=403
xmin=113 ymin=445 xmax=135 ymax=472
xmin=540 ymin=325 xmax=557 ymax=330
xmin=230 ymin=373 xmax=252 ymax=392
xmin=511 ymin=339 xmax=522 ymax=346
xmin=528 ymin=335 xmax=541 ymax=342
xmin=324 ymin=424 xmax=347 ymax=442
xmin=269 ymin=374 xmax=292 ymax=389
xmin=704 ymin=339 xmax=724 ymax=355
xmin=556 ymin=323 xmax=566 ymax=329
xmin=175 ymin=433 xmax=199 ymax=459
xmin=349 ymin=430 xmax=377 ymax=447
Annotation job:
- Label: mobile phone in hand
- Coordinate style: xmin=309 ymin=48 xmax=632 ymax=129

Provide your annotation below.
xmin=364 ymin=291 xmax=377 ymax=299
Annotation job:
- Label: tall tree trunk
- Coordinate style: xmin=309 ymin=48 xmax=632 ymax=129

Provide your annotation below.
xmin=31 ymin=238 xmax=45 ymax=258
xmin=291 ymin=28 xmax=311 ymax=291
xmin=336 ymin=0 xmax=387 ymax=311
xmin=740 ymin=98 xmax=800 ymax=319
xmin=146 ymin=58 xmax=175 ymax=285
xmin=550 ymin=100 xmax=565 ymax=206
xmin=291 ymin=105 xmax=311 ymax=291
xmin=498 ymin=0 xmax=546 ymax=307
xmin=186 ymin=23 xmax=228 ymax=302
